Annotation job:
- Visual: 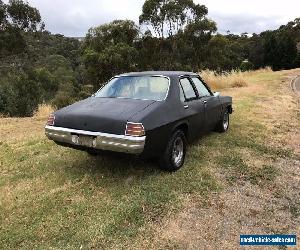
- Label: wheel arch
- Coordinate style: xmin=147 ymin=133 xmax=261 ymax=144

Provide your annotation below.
xmin=226 ymin=104 xmax=233 ymax=114
xmin=172 ymin=121 xmax=189 ymax=138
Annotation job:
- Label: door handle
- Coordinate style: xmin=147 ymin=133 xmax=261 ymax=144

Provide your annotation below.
xmin=184 ymin=105 xmax=189 ymax=109
xmin=203 ymin=100 xmax=207 ymax=104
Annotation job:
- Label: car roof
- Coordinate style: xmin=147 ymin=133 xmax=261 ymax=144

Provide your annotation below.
xmin=118 ymin=71 xmax=199 ymax=77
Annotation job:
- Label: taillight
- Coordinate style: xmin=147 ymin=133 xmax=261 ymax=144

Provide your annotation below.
xmin=125 ymin=122 xmax=145 ymax=137
xmin=46 ymin=114 xmax=55 ymax=126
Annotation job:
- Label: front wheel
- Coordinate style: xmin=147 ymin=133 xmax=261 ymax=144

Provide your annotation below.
xmin=216 ymin=109 xmax=230 ymax=132
xmin=159 ymin=130 xmax=187 ymax=172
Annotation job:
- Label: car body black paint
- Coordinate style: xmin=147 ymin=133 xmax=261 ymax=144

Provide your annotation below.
xmin=51 ymin=71 xmax=233 ymax=157
xmin=54 ymin=97 xmax=156 ymax=134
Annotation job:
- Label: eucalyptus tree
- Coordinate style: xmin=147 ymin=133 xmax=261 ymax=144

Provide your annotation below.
xmin=82 ymin=20 xmax=140 ymax=87
xmin=0 ymin=0 xmax=44 ymax=56
xmin=139 ymin=0 xmax=212 ymax=38
xmin=139 ymin=0 xmax=216 ymax=71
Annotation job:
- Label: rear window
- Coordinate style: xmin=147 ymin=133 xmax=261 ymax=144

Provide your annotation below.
xmin=95 ymin=76 xmax=169 ymax=101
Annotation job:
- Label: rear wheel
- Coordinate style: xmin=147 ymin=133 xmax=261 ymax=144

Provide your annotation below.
xmin=216 ymin=109 xmax=230 ymax=132
xmin=159 ymin=130 xmax=187 ymax=172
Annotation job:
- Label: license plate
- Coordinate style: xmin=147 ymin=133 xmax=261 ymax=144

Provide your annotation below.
xmin=78 ymin=135 xmax=94 ymax=147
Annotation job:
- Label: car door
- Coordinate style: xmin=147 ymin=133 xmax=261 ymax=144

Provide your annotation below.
xmin=179 ymin=77 xmax=206 ymax=137
xmin=190 ymin=76 xmax=221 ymax=131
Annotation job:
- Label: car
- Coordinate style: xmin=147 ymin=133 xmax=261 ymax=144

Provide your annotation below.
xmin=45 ymin=71 xmax=233 ymax=171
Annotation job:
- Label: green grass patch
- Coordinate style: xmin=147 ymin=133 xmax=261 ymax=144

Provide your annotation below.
xmin=216 ymin=151 xmax=278 ymax=186
xmin=247 ymin=165 xmax=278 ymax=184
xmin=0 ymin=139 xmax=219 ymax=249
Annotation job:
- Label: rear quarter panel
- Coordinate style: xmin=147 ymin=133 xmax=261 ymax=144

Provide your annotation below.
xmin=131 ymin=76 xmax=190 ymax=157
xmin=132 ymin=100 xmax=189 ymax=158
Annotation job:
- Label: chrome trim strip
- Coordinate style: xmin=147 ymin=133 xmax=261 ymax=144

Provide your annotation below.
xmin=45 ymin=126 xmax=145 ymax=141
xmin=45 ymin=126 xmax=146 ymax=154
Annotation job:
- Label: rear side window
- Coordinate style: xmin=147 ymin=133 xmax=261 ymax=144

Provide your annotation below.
xmin=192 ymin=77 xmax=211 ymax=97
xmin=180 ymin=78 xmax=197 ymax=100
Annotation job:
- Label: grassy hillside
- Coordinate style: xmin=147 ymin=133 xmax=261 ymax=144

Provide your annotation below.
xmin=0 ymin=69 xmax=299 ymax=249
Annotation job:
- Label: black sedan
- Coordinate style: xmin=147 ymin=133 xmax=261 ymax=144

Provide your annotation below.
xmin=45 ymin=71 xmax=233 ymax=171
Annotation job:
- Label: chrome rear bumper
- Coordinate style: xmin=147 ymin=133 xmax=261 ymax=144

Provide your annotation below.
xmin=45 ymin=126 xmax=145 ymax=154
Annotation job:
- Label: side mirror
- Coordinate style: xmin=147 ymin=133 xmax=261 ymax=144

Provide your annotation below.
xmin=214 ymin=92 xmax=220 ymax=97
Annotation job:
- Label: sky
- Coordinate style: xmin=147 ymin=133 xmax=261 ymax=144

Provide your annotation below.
xmin=24 ymin=0 xmax=300 ymax=37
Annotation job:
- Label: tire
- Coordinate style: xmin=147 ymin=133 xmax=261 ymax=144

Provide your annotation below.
xmin=159 ymin=130 xmax=187 ymax=172
xmin=216 ymin=109 xmax=230 ymax=133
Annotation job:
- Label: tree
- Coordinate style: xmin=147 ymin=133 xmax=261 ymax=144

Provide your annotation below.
xmin=276 ymin=32 xmax=297 ymax=69
xmin=240 ymin=60 xmax=254 ymax=71
xmin=139 ymin=0 xmax=211 ymax=38
xmin=183 ymin=18 xmax=217 ymax=69
xmin=84 ymin=20 xmax=139 ymax=51
xmin=205 ymin=35 xmax=230 ymax=71
xmin=0 ymin=0 xmax=43 ymax=55
xmin=261 ymin=29 xmax=297 ymax=70
xmin=34 ymin=68 xmax=56 ymax=101
xmin=0 ymin=70 xmax=41 ymax=117
xmin=23 ymin=32 xmax=81 ymax=68
xmin=294 ymin=52 xmax=300 ymax=68
xmin=138 ymin=0 xmax=216 ymax=71
xmin=262 ymin=32 xmax=279 ymax=69
xmin=52 ymin=82 xmax=76 ymax=109
xmin=247 ymin=34 xmax=265 ymax=69
xmin=82 ymin=20 xmax=139 ymax=88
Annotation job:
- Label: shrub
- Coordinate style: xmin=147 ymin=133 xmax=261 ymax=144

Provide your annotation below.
xmin=230 ymin=77 xmax=248 ymax=88
xmin=240 ymin=60 xmax=254 ymax=72
xmin=293 ymin=53 xmax=300 ymax=68
xmin=34 ymin=104 xmax=54 ymax=118
xmin=52 ymin=92 xmax=75 ymax=110
xmin=51 ymin=82 xmax=76 ymax=109
xmin=78 ymin=84 xmax=94 ymax=99
xmin=0 ymin=72 xmax=41 ymax=117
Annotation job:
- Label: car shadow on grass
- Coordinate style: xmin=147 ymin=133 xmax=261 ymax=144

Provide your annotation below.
xmin=57 ymin=148 xmax=164 ymax=185
xmin=50 ymin=129 xmax=228 ymax=191
xmin=92 ymin=150 xmax=160 ymax=172
xmin=45 ymin=139 xmax=219 ymax=207
xmin=58 ymin=131 xmax=216 ymax=182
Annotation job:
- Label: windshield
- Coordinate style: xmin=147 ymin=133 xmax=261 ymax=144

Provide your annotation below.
xmin=94 ymin=76 xmax=169 ymax=101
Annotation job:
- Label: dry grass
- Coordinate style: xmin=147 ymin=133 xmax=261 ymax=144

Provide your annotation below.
xmin=201 ymin=70 xmax=247 ymax=90
xmin=201 ymin=67 xmax=272 ymax=91
xmin=33 ymin=104 xmax=54 ymax=118
xmin=1 ymin=104 xmax=53 ymax=119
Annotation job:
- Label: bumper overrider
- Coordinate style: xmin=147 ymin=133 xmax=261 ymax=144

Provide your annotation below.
xmin=45 ymin=126 xmax=146 ymax=154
